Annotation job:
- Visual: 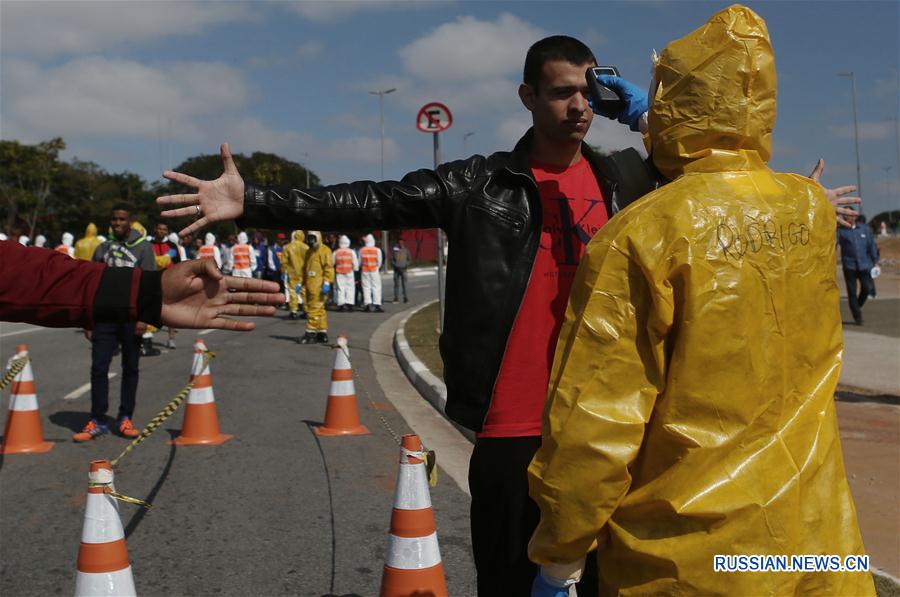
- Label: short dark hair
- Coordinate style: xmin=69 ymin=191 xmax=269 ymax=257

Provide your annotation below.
xmin=111 ymin=202 xmax=133 ymax=215
xmin=523 ymin=35 xmax=596 ymax=90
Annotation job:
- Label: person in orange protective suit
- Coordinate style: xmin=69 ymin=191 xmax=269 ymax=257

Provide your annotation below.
xmin=527 ymin=5 xmax=876 ymax=596
xmin=298 ymin=231 xmax=333 ymax=344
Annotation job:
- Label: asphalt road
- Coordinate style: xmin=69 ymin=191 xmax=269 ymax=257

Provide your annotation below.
xmin=0 ymin=269 xmax=476 ymax=596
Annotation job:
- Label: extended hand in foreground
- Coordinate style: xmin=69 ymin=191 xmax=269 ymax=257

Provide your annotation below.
xmin=157 ymin=143 xmax=245 ymax=237
xmin=808 ymin=159 xmax=862 ymax=228
xmin=161 ymin=259 xmax=284 ymax=331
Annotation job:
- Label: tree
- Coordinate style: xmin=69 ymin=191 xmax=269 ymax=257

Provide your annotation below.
xmin=0 ymin=138 xmax=66 ymax=237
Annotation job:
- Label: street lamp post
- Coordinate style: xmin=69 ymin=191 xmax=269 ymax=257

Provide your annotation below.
xmin=370 ymin=87 xmax=397 ymax=271
xmin=463 ymin=131 xmax=475 ymax=157
xmin=838 ymin=72 xmax=863 ymax=200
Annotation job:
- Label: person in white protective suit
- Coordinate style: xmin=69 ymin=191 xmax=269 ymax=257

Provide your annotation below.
xmin=55 ymin=232 xmax=75 ymax=257
xmin=197 ymin=232 xmax=222 ymax=269
xmin=230 ymin=231 xmax=256 ymax=278
xmin=168 ymin=233 xmax=188 ymax=262
xmin=333 ymin=235 xmax=359 ymax=312
xmin=34 ymin=234 xmax=47 ymax=248
xmin=359 ymin=233 xmax=383 ymax=312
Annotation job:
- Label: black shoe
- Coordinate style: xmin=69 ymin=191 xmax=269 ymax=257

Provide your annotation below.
xmin=141 ymin=338 xmax=161 ymax=357
xmin=364 ymin=305 xmax=372 ymax=313
xmin=854 ymin=314 xmax=864 ymax=326
xmin=299 ymin=312 xmax=307 ymax=320
xmin=403 ymin=297 xmax=409 ymax=303
xmin=374 ymin=305 xmax=384 ymax=313
xmin=299 ymin=332 xmax=317 ymax=344
xmin=288 ymin=312 xmax=298 ymax=320
xmin=316 ymin=332 xmax=329 ymax=344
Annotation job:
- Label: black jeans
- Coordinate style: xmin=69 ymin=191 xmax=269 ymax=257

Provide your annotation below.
xmin=90 ymin=322 xmax=141 ymax=421
xmin=469 ymin=436 xmax=598 ymax=596
xmin=393 ymin=267 xmax=408 ymax=301
xmin=843 ymin=267 xmax=873 ymax=320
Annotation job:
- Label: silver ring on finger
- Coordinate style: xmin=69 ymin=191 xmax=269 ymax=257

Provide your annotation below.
xmin=195 ymin=205 xmax=202 ymax=216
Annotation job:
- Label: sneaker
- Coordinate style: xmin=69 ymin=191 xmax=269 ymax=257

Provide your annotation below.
xmin=403 ymin=297 xmax=409 ymax=303
xmin=316 ymin=332 xmax=329 ymax=344
xmin=374 ymin=305 xmax=384 ymax=313
xmin=288 ymin=312 xmax=299 ymax=320
xmin=117 ymin=417 xmax=140 ymax=438
xmin=73 ymin=419 xmax=108 ymax=442
xmin=299 ymin=332 xmax=317 ymax=345
xmin=363 ymin=305 xmax=372 ymax=313
xmin=167 ymin=339 xmax=176 ymax=349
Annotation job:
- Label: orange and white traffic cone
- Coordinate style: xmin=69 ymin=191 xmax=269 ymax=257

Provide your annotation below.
xmin=380 ymin=434 xmax=447 ymax=597
xmin=172 ymin=339 xmax=232 ymax=446
xmin=314 ymin=336 xmax=370 ymax=436
xmin=74 ymin=460 xmax=136 ymax=597
xmin=1 ymin=344 xmax=53 ymax=454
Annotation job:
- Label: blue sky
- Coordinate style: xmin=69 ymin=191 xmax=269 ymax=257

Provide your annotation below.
xmin=2 ymin=1 xmax=898 ymax=216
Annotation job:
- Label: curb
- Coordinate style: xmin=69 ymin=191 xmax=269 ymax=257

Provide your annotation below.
xmin=393 ymin=300 xmax=475 ymax=443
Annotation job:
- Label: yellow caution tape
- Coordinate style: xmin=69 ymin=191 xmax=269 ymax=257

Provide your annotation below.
xmin=110 ymin=351 xmax=215 ymax=468
xmin=88 ymin=484 xmax=152 ymax=509
xmin=0 ymin=357 xmax=28 ymax=392
xmin=425 ymin=450 xmax=438 ymax=488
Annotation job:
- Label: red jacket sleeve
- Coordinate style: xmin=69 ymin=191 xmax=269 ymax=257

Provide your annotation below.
xmin=0 ymin=240 xmax=143 ymax=328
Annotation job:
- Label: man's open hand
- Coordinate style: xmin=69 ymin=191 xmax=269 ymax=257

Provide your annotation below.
xmin=156 ymin=143 xmax=245 ymax=237
xmin=160 ymin=259 xmax=284 ymax=331
xmin=808 ymin=159 xmax=862 ymax=228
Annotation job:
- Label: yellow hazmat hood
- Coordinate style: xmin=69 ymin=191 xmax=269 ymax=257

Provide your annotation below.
xmin=84 ymin=223 xmax=98 ymax=238
xmin=649 ymin=4 xmax=776 ymax=180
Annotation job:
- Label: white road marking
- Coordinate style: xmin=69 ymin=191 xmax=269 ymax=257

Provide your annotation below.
xmin=64 ymin=373 xmax=117 ymax=400
xmin=0 ymin=326 xmax=47 ymax=338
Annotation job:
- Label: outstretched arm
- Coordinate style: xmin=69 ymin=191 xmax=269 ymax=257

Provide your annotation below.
xmin=158 ymin=143 xmax=472 ymax=237
xmin=160 ymin=259 xmax=284 ymax=331
xmin=808 ymin=159 xmax=862 ymax=228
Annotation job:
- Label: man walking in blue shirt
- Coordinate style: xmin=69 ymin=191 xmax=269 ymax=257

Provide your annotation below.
xmin=837 ymin=212 xmax=880 ymax=325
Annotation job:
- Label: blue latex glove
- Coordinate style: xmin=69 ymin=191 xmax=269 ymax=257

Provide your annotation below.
xmin=294 ymin=283 xmax=302 ymax=295
xmin=531 ymin=570 xmax=572 ymax=597
xmin=321 ymin=282 xmax=331 ymax=296
xmin=594 ymin=74 xmax=649 ymax=132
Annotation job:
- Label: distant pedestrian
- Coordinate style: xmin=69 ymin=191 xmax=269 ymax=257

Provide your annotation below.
xmin=34 ymin=234 xmax=47 ymax=248
xmin=55 ymin=232 xmax=75 ymax=257
xmin=230 ymin=231 xmax=257 ymax=278
xmin=391 ymin=238 xmax=411 ymax=303
xmin=198 ymin=232 xmax=223 ymax=268
xmin=151 ymin=222 xmax=181 ymax=349
xmin=268 ymin=232 xmax=287 ymax=300
xmin=360 ymin=233 xmax=383 ymax=312
xmin=75 ymin=224 xmax=102 ymax=260
xmin=298 ymin=231 xmax=333 ymax=344
xmin=837 ymin=212 xmax=880 ymax=325
xmin=333 ymin=235 xmax=359 ymax=311
xmin=75 ymin=203 xmax=156 ymax=442
xmin=281 ymin=230 xmax=308 ymax=319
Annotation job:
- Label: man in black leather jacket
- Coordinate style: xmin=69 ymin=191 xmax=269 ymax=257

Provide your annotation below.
xmin=158 ymin=34 xmax=862 ymax=594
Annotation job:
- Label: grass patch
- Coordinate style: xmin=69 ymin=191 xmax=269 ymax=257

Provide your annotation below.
xmin=404 ymin=301 xmax=443 ymax=380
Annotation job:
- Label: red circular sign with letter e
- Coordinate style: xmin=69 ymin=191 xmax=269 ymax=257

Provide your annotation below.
xmin=416 ymin=102 xmax=453 ymax=133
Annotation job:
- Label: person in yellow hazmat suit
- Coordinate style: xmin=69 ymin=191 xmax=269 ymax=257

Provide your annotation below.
xmin=74 ymin=223 xmax=102 ymax=260
xmin=527 ymin=5 xmax=876 ymax=596
xmin=281 ymin=230 xmax=309 ymax=320
xmin=298 ymin=231 xmax=333 ymax=344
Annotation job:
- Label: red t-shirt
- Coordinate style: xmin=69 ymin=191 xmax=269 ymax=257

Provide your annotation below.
xmin=479 ymin=157 xmax=609 ymax=438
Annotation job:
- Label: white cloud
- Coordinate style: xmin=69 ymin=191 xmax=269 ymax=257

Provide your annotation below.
xmin=584 ymin=117 xmax=647 ymax=155
xmin=2 ymin=57 xmax=249 ymax=142
xmin=285 ymin=0 xmax=442 ymax=23
xmin=399 ymin=13 xmax=546 ymax=82
xmin=1 ymin=2 xmax=253 ymax=58
xmin=828 ymin=120 xmax=896 ymax=141
xmin=296 ymin=40 xmax=324 ymax=62
xmin=319 ymin=136 xmax=399 ymax=165
xmin=580 ymin=28 xmax=609 ymax=50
